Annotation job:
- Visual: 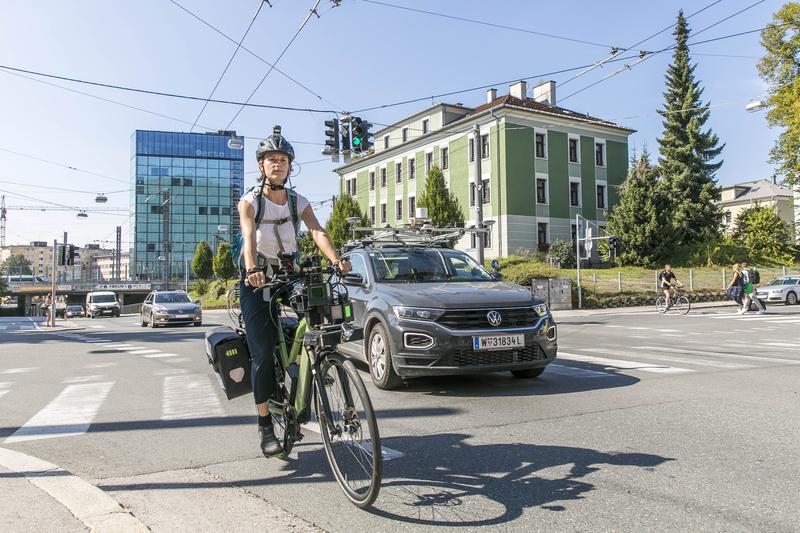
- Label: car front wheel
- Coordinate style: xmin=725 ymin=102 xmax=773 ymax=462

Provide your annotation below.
xmin=141 ymin=315 xmax=147 ymax=327
xmin=150 ymin=313 xmax=158 ymax=328
xmin=786 ymin=291 xmax=798 ymax=305
xmin=367 ymin=323 xmax=402 ymax=390
xmin=511 ymin=367 xmax=546 ymax=379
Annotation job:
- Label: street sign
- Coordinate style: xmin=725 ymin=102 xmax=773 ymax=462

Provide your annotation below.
xmin=96 ymin=283 xmax=152 ymax=290
xmin=585 ymin=227 xmax=594 ymax=252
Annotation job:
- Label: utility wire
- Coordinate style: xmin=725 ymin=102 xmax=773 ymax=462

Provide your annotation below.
xmin=360 ymin=0 xmax=618 ymax=49
xmin=190 ymin=0 xmax=269 ymax=132
xmin=0 ymin=180 xmax=129 ymax=195
xmin=0 ymin=63 xmax=336 ymax=113
xmin=225 ymin=0 xmax=323 ymax=129
xmin=0 ymin=147 xmax=129 ymax=185
xmin=560 ymin=0 xmax=767 ymax=102
xmin=167 ymin=0 xmax=339 ymax=109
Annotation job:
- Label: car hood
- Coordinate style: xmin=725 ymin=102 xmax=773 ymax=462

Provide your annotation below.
xmin=155 ymin=302 xmax=199 ymax=312
xmin=375 ymin=281 xmax=541 ymax=308
xmin=759 ymin=284 xmax=794 ymax=291
xmin=91 ymin=301 xmax=118 ymax=307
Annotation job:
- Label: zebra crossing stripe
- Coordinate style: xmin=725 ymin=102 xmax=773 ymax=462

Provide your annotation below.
xmin=0 ymin=382 xmax=11 ymax=400
xmin=589 ymin=347 xmax=751 ymax=369
xmin=4 ymin=382 xmax=114 ymax=443
xmin=161 ymin=375 xmax=224 ymax=420
xmin=144 ymin=353 xmax=180 ymax=358
xmin=639 ymin=346 xmax=800 ymax=365
xmin=557 ymin=352 xmax=693 ymax=374
xmin=127 ymin=349 xmax=161 ymax=355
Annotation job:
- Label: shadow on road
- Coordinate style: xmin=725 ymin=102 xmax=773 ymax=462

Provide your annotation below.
xmin=97 ymin=432 xmax=672 ymax=527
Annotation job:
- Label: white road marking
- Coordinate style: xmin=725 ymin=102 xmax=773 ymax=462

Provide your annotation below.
xmin=144 ymin=352 xmax=180 ymax=358
xmin=101 ymin=344 xmax=135 ymax=349
xmin=557 ymin=352 xmax=693 ymax=373
xmin=0 ymin=382 xmax=11 ymax=400
xmin=761 ymin=342 xmax=797 ymax=347
xmin=639 ymin=346 xmax=799 ymax=365
xmin=1 ymin=367 xmax=38 ymax=375
xmin=298 ymin=422 xmax=404 ymax=461
xmin=589 ymin=347 xmax=751 ymax=369
xmin=161 ymin=375 xmax=224 ymax=420
xmin=4 ymin=382 xmax=114 ymax=443
xmin=127 ymin=349 xmax=161 ymax=355
xmin=62 ymin=375 xmax=107 ymax=384
xmin=545 ymin=363 xmax=615 ymax=378
xmin=84 ymin=362 xmax=117 ymax=369
xmin=0 ymin=446 xmax=148 ymax=532
xmin=89 ymin=325 xmax=106 ymax=329
xmin=655 ymin=329 xmax=680 ymax=333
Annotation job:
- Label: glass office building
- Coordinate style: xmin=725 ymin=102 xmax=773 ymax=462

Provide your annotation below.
xmin=130 ymin=130 xmax=245 ymax=280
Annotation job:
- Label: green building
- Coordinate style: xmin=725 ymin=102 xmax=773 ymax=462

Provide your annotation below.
xmin=334 ymin=81 xmax=634 ymax=257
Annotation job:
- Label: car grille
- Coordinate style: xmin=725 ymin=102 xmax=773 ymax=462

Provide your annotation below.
xmin=438 ymin=345 xmax=547 ymax=367
xmin=437 ymin=307 xmax=538 ymax=329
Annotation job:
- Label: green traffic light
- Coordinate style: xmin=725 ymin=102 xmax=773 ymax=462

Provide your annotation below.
xmin=353 ymin=137 xmax=362 ymax=146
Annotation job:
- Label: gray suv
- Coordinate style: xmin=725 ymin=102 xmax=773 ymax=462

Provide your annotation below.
xmin=336 ymin=245 xmax=557 ymax=389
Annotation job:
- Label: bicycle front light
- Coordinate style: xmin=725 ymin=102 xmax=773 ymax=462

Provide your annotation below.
xmin=393 ymin=306 xmax=445 ymax=321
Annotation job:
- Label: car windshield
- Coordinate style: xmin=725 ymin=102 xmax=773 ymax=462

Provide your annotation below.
xmin=768 ymin=277 xmax=798 ymax=286
xmin=369 ymin=248 xmax=494 ymax=283
xmin=92 ymin=295 xmax=116 ymax=303
xmin=67 ymin=306 xmax=82 ymax=311
xmin=155 ymin=292 xmax=191 ymax=303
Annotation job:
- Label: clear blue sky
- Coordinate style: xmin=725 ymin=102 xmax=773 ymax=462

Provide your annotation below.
xmin=0 ymin=0 xmax=782 ymax=248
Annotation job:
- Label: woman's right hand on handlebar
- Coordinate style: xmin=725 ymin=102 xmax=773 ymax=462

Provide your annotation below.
xmin=245 ymin=267 xmax=268 ymax=288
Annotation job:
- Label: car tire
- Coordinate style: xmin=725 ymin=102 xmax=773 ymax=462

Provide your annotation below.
xmin=786 ymin=291 xmax=798 ymax=305
xmin=141 ymin=315 xmax=147 ymax=327
xmin=193 ymin=321 xmax=202 ymax=327
xmin=150 ymin=313 xmax=158 ymax=328
xmin=367 ymin=323 xmax=403 ymax=390
xmin=511 ymin=367 xmax=546 ymax=379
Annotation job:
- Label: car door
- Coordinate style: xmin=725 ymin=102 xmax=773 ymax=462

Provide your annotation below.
xmin=343 ymin=252 xmax=370 ymax=329
xmin=142 ymin=293 xmax=153 ymax=319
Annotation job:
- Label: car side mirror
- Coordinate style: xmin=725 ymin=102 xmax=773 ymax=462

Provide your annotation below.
xmin=343 ymin=272 xmax=365 ymax=286
xmin=194 ymin=299 xmax=201 ymax=305
xmin=491 ymin=271 xmax=503 ymax=281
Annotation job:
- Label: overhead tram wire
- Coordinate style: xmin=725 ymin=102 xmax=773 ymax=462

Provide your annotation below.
xmin=190 ymin=0 xmax=269 ymax=132
xmin=225 ymin=0 xmax=324 ymax=129
xmin=167 ymin=0 xmax=341 ymax=110
xmin=0 ymin=180 xmax=130 ymax=195
xmin=0 ymin=64 xmax=336 ymax=114
xmin=360 ymin=0 xmax=618 ymax=49
xmin=0 ymin=146 xmax=129 ymax=185
xmin=559 ymin=0 xmax=768 ymax=102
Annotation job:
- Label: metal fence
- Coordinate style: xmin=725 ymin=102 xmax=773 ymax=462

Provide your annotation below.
xmin=566 ymin=266 xmax=797 ymax=295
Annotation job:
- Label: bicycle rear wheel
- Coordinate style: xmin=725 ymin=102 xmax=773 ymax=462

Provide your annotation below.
xmin=674 ymin=295 xmax=691 ymax=315
xmin=315 ymin=353 xmax=382 ymax=508
xmin=655 ymin=296 xmax=667 ymax=313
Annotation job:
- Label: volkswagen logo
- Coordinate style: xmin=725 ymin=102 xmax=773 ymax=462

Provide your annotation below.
xmin=487 ymin=310 xmax=502 ymax=327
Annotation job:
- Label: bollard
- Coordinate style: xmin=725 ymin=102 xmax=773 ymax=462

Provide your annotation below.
xmin=689 ymin=269 xmax=693 ymax=291
xmin=618 ymin=272 xmax=622 ymax=293
xmin=591 ymin=272 xmax=596 ymax=294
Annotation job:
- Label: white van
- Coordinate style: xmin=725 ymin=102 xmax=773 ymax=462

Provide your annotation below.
xmin=86 ymin=291 xmax=120 ymax=318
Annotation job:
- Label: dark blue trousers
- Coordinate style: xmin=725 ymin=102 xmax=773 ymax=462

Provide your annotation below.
xmin=238 ymin=278 xmax=279 ymax=405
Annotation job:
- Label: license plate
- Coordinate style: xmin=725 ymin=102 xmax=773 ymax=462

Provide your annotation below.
xmin=176 ymin=314 xmax=192 ymax=318
xmin=473 ymin=334 xmax=525 ymax=351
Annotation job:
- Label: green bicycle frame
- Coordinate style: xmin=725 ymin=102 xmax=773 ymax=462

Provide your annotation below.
xmin=269 ymin=294 xmax=314 ymax=420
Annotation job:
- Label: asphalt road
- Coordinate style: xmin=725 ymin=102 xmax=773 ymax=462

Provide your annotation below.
xmin=0 ymin=303 xmax=798 ymax=532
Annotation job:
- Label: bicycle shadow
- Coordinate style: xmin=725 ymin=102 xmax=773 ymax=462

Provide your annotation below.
xmin=363 ymin=432 xmax=672 ymax=526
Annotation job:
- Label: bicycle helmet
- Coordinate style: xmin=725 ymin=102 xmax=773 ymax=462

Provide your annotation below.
xmin=256 ymin=125 xmax=295 ymax=163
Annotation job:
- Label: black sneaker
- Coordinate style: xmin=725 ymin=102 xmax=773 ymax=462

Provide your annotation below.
xmin=258 ymin=424 xmax=283 ymax=457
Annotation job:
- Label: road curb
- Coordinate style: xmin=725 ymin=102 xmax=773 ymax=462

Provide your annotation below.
xmin=0 ymin=446 xmax=150 ymax=532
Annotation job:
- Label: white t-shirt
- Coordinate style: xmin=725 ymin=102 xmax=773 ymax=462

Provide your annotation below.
xmin=239 ymin=190 xmax=310 ymax=259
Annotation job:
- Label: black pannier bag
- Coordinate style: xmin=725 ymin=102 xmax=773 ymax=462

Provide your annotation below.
xmin=205 ymin=327 xmax=252 ymax=400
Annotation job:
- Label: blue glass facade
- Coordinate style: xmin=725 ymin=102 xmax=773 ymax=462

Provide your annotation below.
xmin=130 ymin=130 xmax=245 ymax=280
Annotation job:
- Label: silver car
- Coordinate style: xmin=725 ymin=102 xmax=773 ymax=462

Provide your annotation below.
xmin=755 ymin=276 xmax=800 ymax=305
xmin=141 ymin=290 xmax=202 ymax=327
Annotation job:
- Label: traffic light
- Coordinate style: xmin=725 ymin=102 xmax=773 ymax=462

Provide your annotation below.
xmin=66 ymin=245 xmax=76 ymax=266
xmin=340 ymin=115 xmax=351 ymax=154
xmin=608 ymin=236 xmax=622 ymax=258
xmin=323 ymin=118 xmax=339 ymax=161
xmin=350 ymin=116 xmax=373 ymax=154
xmin=58 ymin=244 xmax=66 ymax=266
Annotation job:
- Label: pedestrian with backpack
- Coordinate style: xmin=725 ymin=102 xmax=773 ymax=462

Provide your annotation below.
xmin=741 ymin=261 xmax=765 ymax=314
xmin=236 ymin=126 xmax=351 ymax=458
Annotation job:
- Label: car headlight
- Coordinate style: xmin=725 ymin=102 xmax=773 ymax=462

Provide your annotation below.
xmin=153 ymin=305 xmax=168 ymax=314
xmin=393 ymin=306 xmax=445 ymax=321
xmin=532 ymin=303 xmax=549 ymax=317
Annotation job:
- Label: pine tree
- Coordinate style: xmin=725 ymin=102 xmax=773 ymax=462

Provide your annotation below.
xmin=608 ymin=152 xmax=672 ymax=266
xmin=417 ymin=166 xmax=464 ymax=228
xmin=657 ymin=10 xmax=724 ymax=247
xmin=212 ymin=241 xmax=236 ymax=286
xmin=192 ymin=241 xmax=213 ymax=280
xmin=325 ymin=194 xmax=370 ymax=250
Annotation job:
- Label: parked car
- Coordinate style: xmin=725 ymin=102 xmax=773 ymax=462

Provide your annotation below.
xmin=755 ymin=275 xmax=800 ymax=305
xmin=335 ymin=244 xmax=558 ymax=389
xmin=85 ymin=291 xmax=121 ymax=318
xmin=64 ymin=305 xmax=85 ymax=318
xmin=141 ymin=290 xmax=202 ymax=327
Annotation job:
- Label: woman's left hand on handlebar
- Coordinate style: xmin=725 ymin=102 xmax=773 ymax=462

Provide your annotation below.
xmin=335 ymin=259 xmax=352 ymax=274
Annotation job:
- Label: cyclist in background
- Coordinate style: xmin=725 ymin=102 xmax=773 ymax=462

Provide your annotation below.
xmin=659 ymin=264 xmax=684 ymax=310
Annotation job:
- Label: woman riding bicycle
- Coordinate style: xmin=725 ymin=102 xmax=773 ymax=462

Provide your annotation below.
xmin=659 ymin=264 xmax=683 ymax=310
xmin=238 ymin=127 xmax=351 ymax=458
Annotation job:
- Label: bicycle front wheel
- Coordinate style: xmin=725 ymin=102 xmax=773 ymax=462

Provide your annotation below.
xmin=674 ymin=295 xmax=691 ymax=315
xmin=315 ymin=354 xmax=382 ymax=508
xmin=655 ymin=296 xmax=667 ymax=313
